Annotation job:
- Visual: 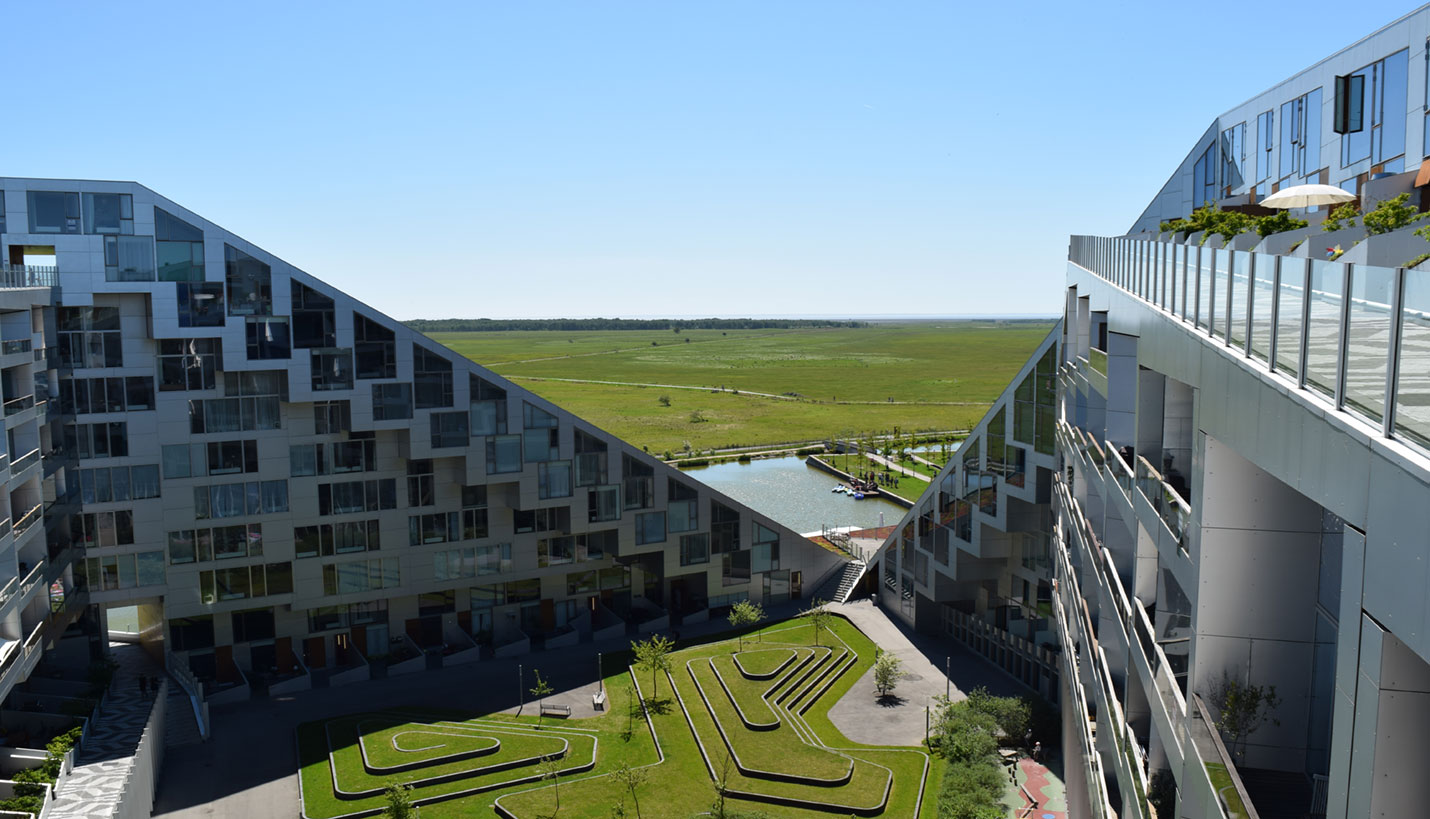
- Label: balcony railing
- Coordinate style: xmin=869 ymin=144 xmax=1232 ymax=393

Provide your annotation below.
xmin=10 ymin=448 xmax=39 ymax=475
xmin=1070 ymin=234 xmax=1430 ymax=459
xmin=1134 ymin=454 xmax=1191 ymax=547
xmin=1105 ymin=442 xmax=1134 ymax=499
xmin=12 ymin=503 xmax=41 ymax=538
xmin=0 ymin=339 xmax=31 ymax=357
xmin=0 ymin=265 xmax=57 ymax=289
xmin=1088 ymin=346 xmax=1108 ymax=377
xmin=3 ymin=394 xmax=34 ymax=416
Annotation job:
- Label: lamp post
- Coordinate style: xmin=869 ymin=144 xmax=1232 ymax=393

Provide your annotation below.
xmin=945 ymin=655 xmax=951 ymax=699
xmin=597 ymin=652 xmax=603 ymax=693
xmin=518 ymin=663 xmax=524 ymax=715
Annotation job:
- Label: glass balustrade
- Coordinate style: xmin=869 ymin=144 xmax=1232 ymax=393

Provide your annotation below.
xmin=1228 ymin=251 xmax=1252 ymax=349
xmin=1197 ymin=248 xmax=1216 ymax=332
xmin=1345 ymin=265 xmax=1396 ymax=423
xmin=1275 ymin=258 xmax=1306 ymax=378
xmin=1211 ymin=249 xmax=1230 ymax=339
xmin=1305 ymin=259 xmax=1344 ymax=398
xmin=1250 ymin=254 xmax=1277 ymax=362
xmin=1396 ymin=267 xmax=1430 ymax=447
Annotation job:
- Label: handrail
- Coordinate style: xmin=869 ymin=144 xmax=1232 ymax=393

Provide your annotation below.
xmin=10 ymin=449 xmax=39 ymax=475
xmin=3 ymin=395 xmax=34 ymax=416
xmin=0 ymin=339 xmax=31 ymax=356
xmin=0 ymin=265 xmax=58 ymax=288
xmin=165 ymin=650 xmax=210 ymax=741
xmin=11 ymin=503 xmax=41 ymax=536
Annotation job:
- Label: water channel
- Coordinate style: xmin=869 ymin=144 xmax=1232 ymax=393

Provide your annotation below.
xmin=680 ymin=455 xmax=909 ymax=535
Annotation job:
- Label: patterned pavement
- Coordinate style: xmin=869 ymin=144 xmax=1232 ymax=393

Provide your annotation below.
xmin=48 ymin=644 xmax=164 ymax=819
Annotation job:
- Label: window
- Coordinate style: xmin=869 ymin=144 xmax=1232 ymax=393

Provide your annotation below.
xmin=668 ymin=479 xmax=699 ymax=532
xmin=462 ymin=486 xmax=489 ymax=539
xmin=622 ymin=455 xmax=654 ymax=509
xmin=574 ymin=429 xmax=607 ymax=486
xmin=470 ymin=375 xmax=508 ymax=435
xmin=77 ymin=465 xmax=160 ymax=503
xmin=539 ymin=536 xmax=577 ymax=568
xmin=1339 ymin=49 xmax=1408 ymax=168
xmin=292 ymin=440 xmax=375 ymax=476
xmin=321 ymin=557 xmax=400 ymax=596
xmin=722 ymin=550 xmax=751 ymax=587
xmin=1256 ymin=109 xmax=1274 ymax=185
xmin=311 ymin=348 xmax=354 ymax=391
xmin=431 ymin=411 xmax=469 ymax=448
xmin=167 ymin=524 xmax=263 ymax=564
xmin=81 ymin=552 xmax=166 ymax=592
xmin=372 ymin=383 xmax=412 ymax=420
xmin=317 ymin=478 xmax=397 ymax=515
xmin=588 ymin=485 xmax=621 ymax=522
xmin=486 ymin=434 xmax=522 ymax=473
xmin=159 ymin=339 xmax=218 ymax=391
xmin=307 ymin=601 xmax=387 ymax=632
xmin=752 ymin=523 xmax=780 ymax=573
xmin=635 ymin=511 xmax=666 ymax=545
xmin=206 ymin=439 xmax=258 ymax=475
xmin=155 ymin=208 xmax=205 ymax=282
xmin=163 ymin=443 xmax=200 ymax=478
xmin=201 ymin=562 xmax=293 ymax=603
xmin=68 ymin=422 xmax=128 ymax=459
xmin=82 ymin=192 xmax=134 ymax=235
xmin=414 ymin=345 xmax=453 ymax=408
xmin=60 ymin=377 xmax=156 ymax=414
xmin=232 ymin=609 xmax=275 ymax=643
xmin=244 ymin=318 xmax=291 ymax=360
xmin=523 ymin=402 xmax=559 ymax=462
xmin=680 ymin=533 xmax=710 ymax=566
xmin=58 ymin=306 xmax=122 ymax=368
xmin=514 ymin=507 xmax=568 ymax=534
xmin=178 ymin=282 xmax=225 ymax=327
xmin=538 ymin=461 xmax=572 ymax=499
xmin=27 ymin=191 xmax=80 ymax=234
xmin=294 ymin=520 xmax=380 ymax=558
xmin=410 ymin=512 xmax=460 ymax=546
xmin=354 ymin=314 xmax=395 ymax=379
xmin=193 ymin=480 xmax=287 ymax=519
xmin=1191 ymin=142 xmax=1217 ymax=207
xmin=1279 ymin=89 xmax=1323 ymax=180
xmin=291 ymin=281 xmax=336 ymax=348
xmin=314 ymin=401 xmax=349 ymax=434
xmin=477 ymin=542 xmax=511 ymax=575
xmin=711 ymin=500 xmax=741 ymax=554
xmin=407 ymin=460 xmax=435 ymax=507
xmin=104 ymin=235 xmax=155 ymax=281
xmin=189 ymin=396 xmax=280 ymax=433
xmin=225 ymin=245 xmax=272 ymax=316
xmin=71 ymin=511 xmax=135 ymax=548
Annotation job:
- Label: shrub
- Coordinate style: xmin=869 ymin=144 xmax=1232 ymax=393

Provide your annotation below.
xmin=1321 ymin=202 xmax=1360 ymax=232
xmin=1255 ymin=210 xmax=1308 ymax=237
xmin=1361 ymin=192 xmax=1422 ymax=235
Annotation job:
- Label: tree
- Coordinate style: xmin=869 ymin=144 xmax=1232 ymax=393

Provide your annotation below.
xmin=611 ymin=762 xmax=648 ymax=819
xmin=530 ymin=669 xmax=553 ymax=729
xmin=873 ymin=649 xmax=905 ymax=697
xmin=657 ymin=394 xmax=671 ymax=407
xmin=1209 ymin=672 xmax=1281 ymax=762
xmin=538 ymin=754 xmax=562 ymax=814
xmin=801 ymin=598 xmax=831 ymax=647
xmin=632 ymin=635 xmax=674 ymax=698
xmin=727 ymin=600 xmax=764 ymax=652
xmin=382 ymin=782 xmax=417 ymax=819
xmin=711 ymin=751 xmax=735 ymax=818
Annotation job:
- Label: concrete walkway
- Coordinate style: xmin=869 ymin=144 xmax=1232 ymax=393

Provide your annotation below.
xmin=828 ymin=598 xmax=1024 ymax=747
xmin=864 ymin=452 xmax=928 ymax=480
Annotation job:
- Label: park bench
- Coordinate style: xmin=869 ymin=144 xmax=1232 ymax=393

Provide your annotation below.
xmin=540 ymin=703 xmax=571 ymax=718
xmin=592 ymin=690 xmax=606 ymax=710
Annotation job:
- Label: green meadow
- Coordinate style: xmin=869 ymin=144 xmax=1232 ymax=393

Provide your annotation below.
xmin=424 ymin=321 xmax=1054 ymax=453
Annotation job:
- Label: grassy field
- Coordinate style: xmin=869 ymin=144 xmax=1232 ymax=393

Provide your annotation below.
xmin=296 ymin=615 xmax=943 ymax=819
xmin=424 ymin=321 xmax=1053 ymax=452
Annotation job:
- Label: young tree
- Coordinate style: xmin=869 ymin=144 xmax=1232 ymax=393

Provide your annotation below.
xmin=711 ymin=751 xmax=735 ymax=818
xmin=529 ymin=669 xmax=553 ymax=729
xmin=873 ymin=649 xmax=905 ymax=697
xmin=537 ymin=754 xmax=562 ymax=814
xmin=801 ymin=598 xmax=831 ymax=647
xmin=382 ymin=781 xmax=417 ymax=819
xmin=727 ymin=599 xmax=764 ymax=652
xmin=632 ymin=635 xmax=674 ymax=698
xmin=1209 ymin=672 xmax=1282 ymax=761
xmin=611 ymin=762 xmax=648 ymax=819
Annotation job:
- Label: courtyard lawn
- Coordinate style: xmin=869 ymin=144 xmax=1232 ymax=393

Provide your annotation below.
xmin=297 ymin=615 xmax=943 ymax=818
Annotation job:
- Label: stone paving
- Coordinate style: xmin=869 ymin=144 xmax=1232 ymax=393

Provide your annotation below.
xmin=49 ymin=643 xmax=164 ymax=819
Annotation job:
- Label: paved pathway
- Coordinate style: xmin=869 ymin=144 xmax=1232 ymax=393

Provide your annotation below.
xmin=828 ymin=598 xmax=1023 ymax=746
xmin=1015 ymin=756 xmax=1067 ymax=819
xmin=49 ymin=644 xmax=163 ymax=819
xmin=864 ymin=452 xmax=930 ymax=480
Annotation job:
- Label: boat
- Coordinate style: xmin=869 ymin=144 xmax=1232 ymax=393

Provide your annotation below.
xmin=853 ymin=492 xmax=865 ymax=500
xmin=831 ymin=485 xmax=844 ymax=493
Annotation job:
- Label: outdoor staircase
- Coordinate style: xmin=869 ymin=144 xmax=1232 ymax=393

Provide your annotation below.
xmin=833 ymin=560 xmax=867 ymax=603
xmin=163 ymin=678 xmax=202 ymax=748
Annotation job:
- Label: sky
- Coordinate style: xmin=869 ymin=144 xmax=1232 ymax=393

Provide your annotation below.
xmin=6 ymin=1 xmax=1421 ymax=319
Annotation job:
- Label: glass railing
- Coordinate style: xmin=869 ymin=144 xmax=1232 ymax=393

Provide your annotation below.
xmin=2 ymin=395 xmax=34 ymax=416
xmin=1134 ymin=455 xmax=1190 ymax=547
xmin=1069 ymin=235 xmax=1430 ymax=458
xmin=1105 ymin=443 xmax=1134 ymax=498
xmin=0 ymin=339 xmax=31 ymax=356
xmin=10 ymin=449 xmax=39 ymax=475
xmin=1088 ymin=347 xmax=1108 ymax=377
xmin=12 ymin=503 xmax=41 ymax=537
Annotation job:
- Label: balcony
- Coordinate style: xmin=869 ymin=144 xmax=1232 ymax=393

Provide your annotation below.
xmin=0 ymin=339 xmax=31 ymax=357
xmin=1069 ymin=233 xmax=1430 ymax=460
xmin=10 ymin=448 xmax=39 ymax=476
xmin=1133 ymin=455 xmax=1190 ymax=549
xmin=12 ymin=503 xmax=41 ymax=538
xmin=3 ymin=394 xmax=34 ymax=417
xmin=0 ymin=265 xmax=57 ymax=289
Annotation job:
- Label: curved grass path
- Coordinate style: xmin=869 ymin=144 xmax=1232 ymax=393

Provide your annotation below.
xmin=297 ymin=614 xmax=942 ymax=818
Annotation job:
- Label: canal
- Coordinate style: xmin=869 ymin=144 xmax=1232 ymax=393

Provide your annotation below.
xmin=680 ymin=455 xmax=908 ymax=535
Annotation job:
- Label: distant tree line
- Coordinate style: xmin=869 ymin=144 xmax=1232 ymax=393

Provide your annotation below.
xmin=403 ymin=317 xmax=866 ymax=332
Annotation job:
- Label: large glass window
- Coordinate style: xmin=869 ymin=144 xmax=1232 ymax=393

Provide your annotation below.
xmin=711 ymin=500 xmax=740 ymax=553
xmin=246 ymin=318 xmax=291 ymax=360
xmin=178 ymin=282 xmax=225 ymax=327
xmin=84 ymin=192 xmax=134 ymax=235
xmin=1279 ymin=89 xmax=1323 ymax=180
xmin=1220 ymin=122 xmax=1246 ymax=191
xmin=27 ymin=191 xmax=80 ymax=234
xmin=668 ymin=478 xmax=699 ymax=532
xmin=635 ymin=511 xmax=666 ymax=545
xmin=486 ymin=434 xmax=522 ymax=473
xmin=574 ymin=429 xmax=607 ymax=486
xmin=104 ymin=235 xmax=155 ymax=281
xmin=470 ymin=374 xmax=508 ymax=435
xmin=311 ymin=349 xmax=354 ymax=391
xmin=462 ymin=486 xmax=489 ymax=539
xmin=354 ymin=314 xmax=396 ymax=379
xmin=155 ymin=208 xmax=205 ymax=281
xmin=538 ymin=461 xmax=572 ymax=499
xmin=523 ymin=402 xmax=559 ymax=462
xmin=1256 ymin=110 xmax=1274 ymax=185
xmin=680 ymin=533 xmax=710 ymax=566
xmin=588 ymin=485 xmax=620 ymax=522
xmin=225 ymin=245 xmax=272 ymax=316
xmin=430 ymin=411 xmax=469 ymax=448
xmin=414 ymin=345 xmax=453 ymax=408
xmin=159 ymin=339 xmax=219 ymax=391
xmin=317 ymin=478 xmax=397 ymax=515
xmin=622 ymin=455 xmax=654 ymax=509
xmin=1340 ymin=49 xmax=1409 ymax=168
xmin=58 ymin=306 xmax=122 ymax=369
xmin=372 ymin=383 xmax=412 ymax=420
xmin=291 ymin=282 xmax=336 ymax=348
xmin=1191 ymin=142 xmax=1218 ymax=206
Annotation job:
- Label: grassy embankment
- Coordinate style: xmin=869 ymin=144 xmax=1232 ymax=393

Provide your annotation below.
xmin=426 ymin=321 xmax=1052 ymax=454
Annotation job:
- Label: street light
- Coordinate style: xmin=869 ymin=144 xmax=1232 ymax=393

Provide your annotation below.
xmin=597 ymin=652 xmax=603 ymax=693
xmin=518 ymin=663 xmax=524 ymax=715
xmin=945 ymin=655 xmax=951 ymax=699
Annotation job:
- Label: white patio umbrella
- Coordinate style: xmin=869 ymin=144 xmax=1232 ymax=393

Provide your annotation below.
xmin=1257 ymin=183 xmax=1356 ymax=209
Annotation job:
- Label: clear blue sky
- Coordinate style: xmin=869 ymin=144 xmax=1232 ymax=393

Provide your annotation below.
xmin=8 ymin=2 xmax=1419 ymax=319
